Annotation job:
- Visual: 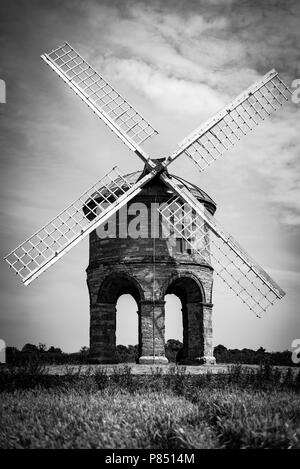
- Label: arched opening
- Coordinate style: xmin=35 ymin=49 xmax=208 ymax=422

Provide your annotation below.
xmin=165 ymin=293 xmax=183 ymax=363
xmin=89 ymin=273 xmax=143 ymax=363
xmin=165 ymin=294 xmax=183 ymax=342
xmin=165 ymin=275 xmax=205 ymax=363
xmin=97 ymin=273 xmax=143 ymax=305
xmin=116 ymin=294 xmax=139 ymax=363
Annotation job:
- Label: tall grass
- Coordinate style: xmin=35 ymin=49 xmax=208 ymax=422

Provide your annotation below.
xmin=0 ymin=364 xmax=299 ymax=449
xmin=0 ymin=389 xmax=218 ymax=449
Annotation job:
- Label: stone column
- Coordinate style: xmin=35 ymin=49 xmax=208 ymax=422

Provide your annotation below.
xmin=201 ymin=303 xmax=216 ymax=364
xmin=139 ymin=300 xmax=168 ymax=364
xmin=89 ymin=302 xmax=118 ymax=363
xmin=184 ymin=301 xmax=216 ymax=364
xmin=181 ymin=303 xmax=189 ymax=360
xmin=185 ymin=301 xmax=203 ymax=362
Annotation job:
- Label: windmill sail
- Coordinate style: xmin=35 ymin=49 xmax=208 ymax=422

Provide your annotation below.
xmin=42 ymin=43 xmax=158 ymax=164
xmin=159 ymin=174 xmax=285 ymax=317
xmin=4 ymin=44 xmax=288 ymax=315
xmin=164 ymin=69 xmax=291 ymax=172
xmin=4 ymin=168 xmax=155 ymax=286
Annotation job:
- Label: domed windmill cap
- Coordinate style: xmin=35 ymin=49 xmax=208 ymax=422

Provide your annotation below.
xmin=83 ymin=163 xmax=216 ymax=220
xmin=137 ymin=158 xmax=217 ymax=214
xmin=168 ymin=174 xmax=217 ymax=214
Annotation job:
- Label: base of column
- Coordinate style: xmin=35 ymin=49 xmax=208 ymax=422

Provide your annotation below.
xmin=178 ymin=356 xmax=216 ymax=365
xmin=195 ymin=356 xmax=216 ymax=365
xmin=139 ymin=355 xmax=169 ymax=365
xmin=88 ymin=356 xmax=118 ymax=364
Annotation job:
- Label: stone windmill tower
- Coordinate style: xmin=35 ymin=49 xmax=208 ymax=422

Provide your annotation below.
xmin=86 ymin=162 xmax=217 ymax=364
xmin=5 ymin=43 xmax=290 ymax=364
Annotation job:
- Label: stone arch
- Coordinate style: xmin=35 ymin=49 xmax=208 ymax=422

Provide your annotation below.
xmin=97 ymin=272 xmax=144 ymax=304
xmin=163 ymin=271 xmax=206 ymax=304
xmin=163 ymin=273 xmax=214 ymax=364
xmin=88 ymin=272 xmax=144 ymax=363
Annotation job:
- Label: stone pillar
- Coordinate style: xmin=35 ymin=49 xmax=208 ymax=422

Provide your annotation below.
xmin=201 ymin=303 xmax=216 ymax=364
xmin=185 ymin=301 xmax=203 ymax=361
xmin=181 ymin=304 xmax=189 ymax=360
xmin=139 ymin=300 xmax=168 ymax=364
xmin=89 ymin=302 xmax=118 ymax=363
xmin=183 ymin=301 xmax=216 ymax=365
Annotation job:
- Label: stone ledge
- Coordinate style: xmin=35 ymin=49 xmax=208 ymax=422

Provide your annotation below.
xmin=87 ymin=258 xmax=214 ymax=271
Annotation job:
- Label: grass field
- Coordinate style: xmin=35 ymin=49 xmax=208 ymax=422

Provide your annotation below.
xmin=0 ymin=363 xmax=299 ymax=449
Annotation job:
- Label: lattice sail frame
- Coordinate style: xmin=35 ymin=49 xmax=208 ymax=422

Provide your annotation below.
xmin=4 ymin=43 xmax=290 ymax=306
xmin=4 ymin=168 xmax=153 ymax=286
xmin=42 ymin=43 xmax=158 ymax=152
xmin=165 ymin=70 xmax=292 ymax=172
xmin=158 ymin=196 xmax=285 ymax=317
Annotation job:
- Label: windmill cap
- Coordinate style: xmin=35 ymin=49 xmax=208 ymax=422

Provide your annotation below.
xmin=83 ymin=166 xmax=216 ymax=220
xmin=168 ymin=173 xmax=217 ymax=214
xmin=137 ymin=160 xmax=216 ymax=214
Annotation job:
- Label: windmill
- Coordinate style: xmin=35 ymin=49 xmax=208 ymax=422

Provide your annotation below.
xmin=4 ymin=43 xmax=291 ymax=364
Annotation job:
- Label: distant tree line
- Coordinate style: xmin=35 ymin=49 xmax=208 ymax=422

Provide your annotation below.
xmin=5 ymin=344 xmax=85 ymax=365
xmin=3 ymin=341 xmax=298 ymax=366
xmin=213 ymin=344 xmax=297 ymax=366
xmin=5 ymin=343 xmax=140 ymax=365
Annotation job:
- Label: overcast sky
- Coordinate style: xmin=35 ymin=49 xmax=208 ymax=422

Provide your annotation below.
xmin=0 ymin=0 xmax=299 ymax=353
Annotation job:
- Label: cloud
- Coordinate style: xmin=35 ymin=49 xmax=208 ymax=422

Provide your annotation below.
xmin=236 ymin=107 xmax=300 ymax=228
xmin=1 ymin=0 xmax=299 ymax=352
xmin=83 ymin=0 xmax=300 ymax=229
xmin=102 ymin=57 xmax=225 ymax=117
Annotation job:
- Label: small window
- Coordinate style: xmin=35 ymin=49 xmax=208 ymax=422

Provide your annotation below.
xmin=176 ymin=238 xmax=192 ymax=254
xmin=185 ymin=240 xmax=192 ymax=255
xmin=176 ymin=238 xmax=184 ymax=253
